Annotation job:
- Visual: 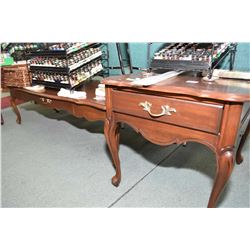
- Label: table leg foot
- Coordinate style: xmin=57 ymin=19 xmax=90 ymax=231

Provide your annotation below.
xmin=10 ymin=97 xmax=21 ymax=124
xmin=236 ymin=121 xmax=250 ymax=164
xmin=207 ymin=149 xmax=234 ymax=208
xmin=104 ymin=119 xmax=121 ymax=187
xmin=112 ymin=175 xmax=121 ymax=187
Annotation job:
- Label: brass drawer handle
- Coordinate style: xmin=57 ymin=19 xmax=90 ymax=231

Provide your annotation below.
xmin=40 ymin=97 xmax=52 ymax=104
xmin=139 ymin=101 xmax=176 ymax=117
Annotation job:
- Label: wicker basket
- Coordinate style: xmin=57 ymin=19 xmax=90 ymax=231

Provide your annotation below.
xmin=1 ymin=63 xmax=31 ymax=88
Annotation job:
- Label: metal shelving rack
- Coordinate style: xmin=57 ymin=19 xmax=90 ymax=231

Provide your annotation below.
xmin=150 ymin=43 xmax=237 ymax=78
xmin=101 ymin=43 xmax=134 ymax=75
xmin=1 ymin=43 xmax=45 ymax=62
xmin=26 ymin=43 xmax=103 ymax=89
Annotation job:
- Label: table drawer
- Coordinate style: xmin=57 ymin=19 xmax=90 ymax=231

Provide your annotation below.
xmin=12 ymin=90 xmax=74 ymax=112
xmin=112 ymin=90 xmax=223 ymax=134
xmin=34 ymin=96 xmax=74 ymax=111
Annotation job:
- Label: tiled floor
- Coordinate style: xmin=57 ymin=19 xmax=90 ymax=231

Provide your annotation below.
xmin=1 ymin=102 xmax=249 ymax=207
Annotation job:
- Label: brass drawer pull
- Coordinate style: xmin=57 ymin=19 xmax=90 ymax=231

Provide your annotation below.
xmin=40 ymin=97 xmax=52 ymax=104
xmin=139 ymin=101 xmax=176 ymax=117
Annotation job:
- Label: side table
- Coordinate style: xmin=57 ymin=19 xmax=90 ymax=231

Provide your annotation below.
xmin=103 ymin=72 xmax=250 ymax=208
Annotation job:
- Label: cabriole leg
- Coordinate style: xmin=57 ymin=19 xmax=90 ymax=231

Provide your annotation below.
xmin=104 ymin=119 xmax=121 ymax=187
xmin=10 ymin=97 xmax=21 ymax=124
xmin=207 ymin=149 xmax=234 ymax=208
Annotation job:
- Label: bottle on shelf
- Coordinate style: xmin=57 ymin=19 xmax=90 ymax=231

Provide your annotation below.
xmin=29 ymin=43 xmax=103 ymax=89
xmin=153 ymin=43 xmax=230 ymax=63
xmin=30 ymin=46 xmax=102 ymax=70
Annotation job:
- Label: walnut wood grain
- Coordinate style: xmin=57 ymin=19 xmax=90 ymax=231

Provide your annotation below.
xmin=114 ymin=113 xmax=218 ymax=151
xmin=10 ymin=80 xmax=105 ymax=110
xmin=10 ymin=97 xmax=21 ymax=124
xmin=208 ymin=148 xmax=234 ymax=208
xmin=104 ymin=119 xmax=121 ymax=186
xmin=104 ymin=73 xmax=250 ymax=208
xmin=112 ymin=89 xmax=223 ymax=134
xmin=102 ymin=72 xmax=250 ymax=102
xmin=9 ymin=80 xmax=106 ymax=123
xmin=104 ymin=87 xmax=121 ymax=186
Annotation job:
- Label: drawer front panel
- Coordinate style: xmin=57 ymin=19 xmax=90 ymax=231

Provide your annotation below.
xmin=13 ymin=90 xmax=74 ymax=113
xmin=11 ymin=89 xmax=105 ymax=121
xmin=32 ymin=96 xmax=74 ymax=112
xmin=112 ymin=90 xmax=223 ymax=134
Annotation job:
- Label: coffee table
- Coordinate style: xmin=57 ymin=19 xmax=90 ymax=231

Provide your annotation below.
xmin=9 ymin=80 xmax=106 ymax=124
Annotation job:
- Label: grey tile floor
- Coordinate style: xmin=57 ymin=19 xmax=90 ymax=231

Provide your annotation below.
xmin=1 ymin=102 xmax=249 ymax=207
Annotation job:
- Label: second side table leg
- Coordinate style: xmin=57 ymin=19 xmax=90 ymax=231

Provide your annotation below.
xmin=104 ymin=119 xmax=121 ymax=187
xmin=236 ymin=120 xmax=250 ymax=164
xmin=207 ymin=149 xmax=234 ymax=208
xmin=10 ymin=97 xmax=21 ymax=124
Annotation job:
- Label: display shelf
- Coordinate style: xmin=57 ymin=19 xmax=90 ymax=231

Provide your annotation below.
xmin=69 ymin=51 xmax=102 ymax=71
xmin=28 ymin=43 xmax=103 ymax=89
xmin=1 ymin=43 xmax=45 ymax=62
xmin=151 ymin=43 xmax=237 ymax=78
xmin=31 ymin=61 xmax=103 ymax=89
xmin=29 ymin=65 xmax=68 ymax=73
xmin=66 ymin=42 xmax=96 ymax=54
xmin=32 ymin=80 xmax=71 ymax=89
xmin=29 ymin=50 xmax=102 ymax=73
xmin=1 ymin=43 xmax=11 ymax=51
xmin=26 ymin=43 xmax=100 ymax=58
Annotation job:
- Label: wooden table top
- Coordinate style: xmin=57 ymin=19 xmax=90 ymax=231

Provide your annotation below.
xmin=102 ymin=72 xmax=250 ymax=103
xmin=9 ymin=80 xmax=106 ymax=110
